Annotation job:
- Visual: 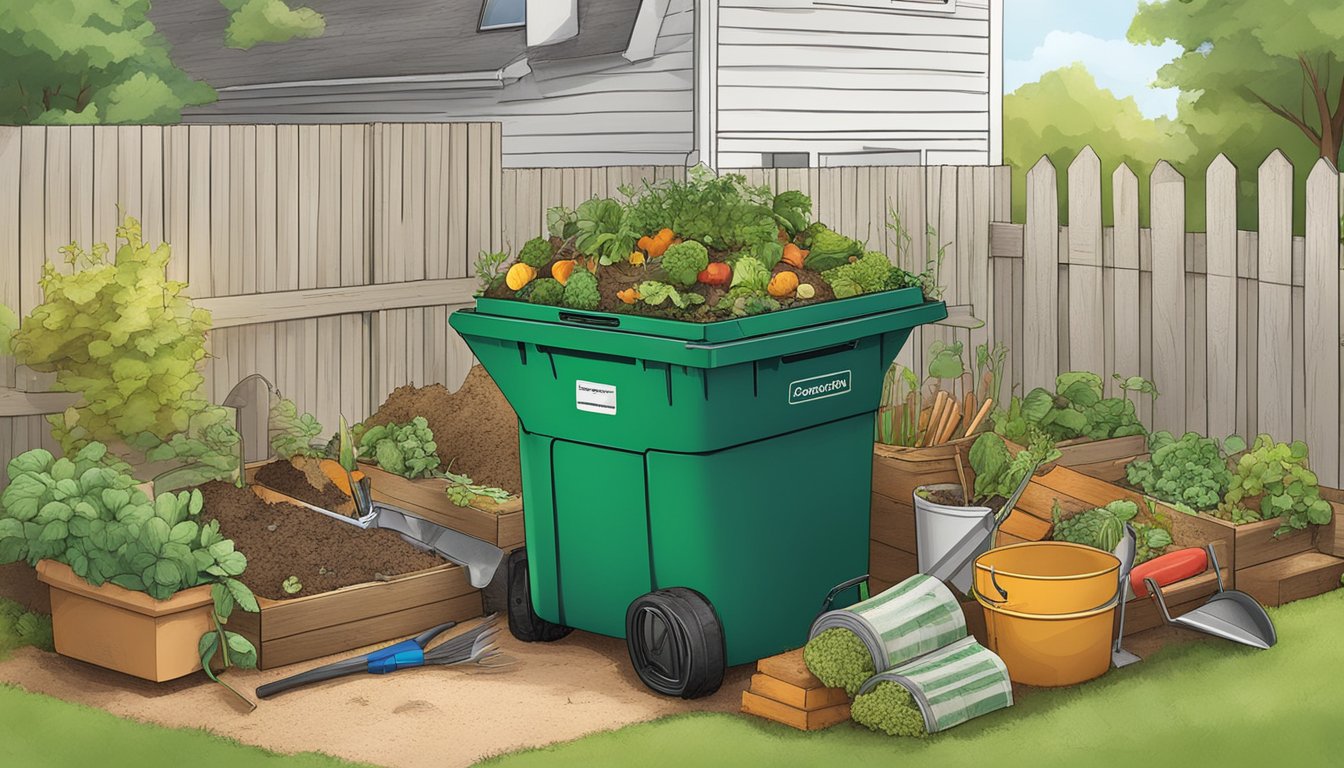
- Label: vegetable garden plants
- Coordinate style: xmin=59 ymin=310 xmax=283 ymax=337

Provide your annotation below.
xmin=479 ymin=166 xmax=931 ymax=321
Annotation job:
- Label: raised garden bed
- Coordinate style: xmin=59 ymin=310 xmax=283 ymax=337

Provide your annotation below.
xmin=200 ymin=481 xmax=482 ymax=669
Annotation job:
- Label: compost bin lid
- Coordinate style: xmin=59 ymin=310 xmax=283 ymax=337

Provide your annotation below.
xmin=470 ymin=286 xmax=929 ymax=343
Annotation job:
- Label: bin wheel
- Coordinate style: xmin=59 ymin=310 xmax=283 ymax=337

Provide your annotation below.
xmin=507 ymin=548 xmax=572 ymax=643
xmin=625 ymin=588 xmax=725 ymax=699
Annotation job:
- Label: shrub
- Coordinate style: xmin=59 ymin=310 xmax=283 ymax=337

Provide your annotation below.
xmin=358 ymin=417 xmax=440 ymax=479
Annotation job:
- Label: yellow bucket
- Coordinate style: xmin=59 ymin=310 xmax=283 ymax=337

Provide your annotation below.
xmin=972 ymin=542 xmax=1121 ymax=687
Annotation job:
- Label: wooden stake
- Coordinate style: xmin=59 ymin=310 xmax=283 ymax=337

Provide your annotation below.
xmin=936 ymin=403 xmax=961 ymax=445
xmin=964 ymin=391 xmax=977 ymax=432
xmin=963 ymin=397 xmax=994 ymax=438
xmin=921 ymin=391 xmax=949 ymax=446
xmin=954 ymin=452 xmax=970 ymax=504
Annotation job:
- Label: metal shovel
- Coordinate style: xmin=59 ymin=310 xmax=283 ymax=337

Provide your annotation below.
xmin=1141 ymin=544 xmax=1278 ymax=650
xmin=924 ymin=459 xmax=1041 ymax=585
xmin=1111 ymin=524 xmax=1141 ymax=667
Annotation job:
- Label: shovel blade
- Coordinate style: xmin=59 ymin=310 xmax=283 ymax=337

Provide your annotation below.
xmin=1172 ymin=591 xmax=1277 ymax=650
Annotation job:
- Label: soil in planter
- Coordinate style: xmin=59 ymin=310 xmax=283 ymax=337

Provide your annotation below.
xmin=198 ymin=482 xmax=443 ymax=601
xmin=254 ymin=458 xmax=356 ymax=516
xmin=364 ymin=365 xmax=521 ymax=494
xmin=919 ymin=487 xmax=1007 ymax=510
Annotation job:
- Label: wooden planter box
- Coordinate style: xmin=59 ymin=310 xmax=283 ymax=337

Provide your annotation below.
xmin=230 ymin=561 xmax=482 ymax=669
xmin=359 ymin=464 xmax=524 ymax=551
xmin=36 ymin=560 xmax=215 ymax=682
xmin=869 ymin=435 xmax=1148 ymax=593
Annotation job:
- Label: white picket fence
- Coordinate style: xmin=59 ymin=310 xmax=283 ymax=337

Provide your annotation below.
xmin=990 ymin=147 xmax=1344 ymax=485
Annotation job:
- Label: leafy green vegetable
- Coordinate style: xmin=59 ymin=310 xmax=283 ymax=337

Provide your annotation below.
xmin=771 ymin=190 xmax=812 ymax=237
xmin=269 ymin=397 xmax=323 ymax=461
xmin=659 ymin=241 xmax=709 ymax=287
xmin=281 ymin=575 xmax=303 ymax=595
xmin=1051 ymin=500 xmax=1172 ymax=564
xmin=821 ymin=251 xmax=897 ymax=296
xmin=0 ymin=597 xmax=53 ymax=657
xmin=926 ymin=340 xmax=965 ymax=381
xmin=851 ymin=681 xmax=928 ymax=738
xmin=975 ymin=341 xmax=1008 ymax=410
xmin=562 ymin=267 xmax=601 ymax=310
xmin=620 ymin=165 xmax=778 ymax=252
xmin=746 ymin=240 xmax=785 ymax=270
xmin=474 ymin=249 xmax=509 ymax=295
xmin=638 ymin=281 xmax=705 ymax=310
xmin=526 ymin=277 xmax=566 ymax=306
xmin=803 ymin=627 xmax=874 ymax=696
xmin=517 ymin=237 xmax=554 ymax=268
xmin=358 ymin=417 xmax=440 ymax=479
xmin=1126 ymin=431 xmax=1234 ymax=512
xmin=1218 ymin=435 xmax=1333 ymax=535
xmin=8 ymin=216 xmax=238 ymax=481
xmin=800 ymin=223 xmax=862 ymax=271
xmin=968 ymin=432 xmax=1059 ymax=503
xmin=571 ymin=198 xmax=638 ymax=266
xmin=443 ymin=468 xmax=512 ymax=509
xmin=714 ymin=288 xmax=779 ymax=317
xmin=728 ymin=256 xmax=771 ymax=294
xmin=993 ymin=371 xmax=1149 ymax=444
xmin=547 ymin=205 xmax=578 ymax=240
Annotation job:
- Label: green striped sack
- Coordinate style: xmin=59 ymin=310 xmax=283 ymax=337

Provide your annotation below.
xmin=808 ymin=573 xmax=966 ymax=672
xmin=856 ymin=635 xmax=1013 ymax=733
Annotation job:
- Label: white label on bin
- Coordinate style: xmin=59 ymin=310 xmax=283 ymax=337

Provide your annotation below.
xmin=788 ymin=370 xmax=852 ymax=405
xmin=576 ymin=380 xmax=617 ymax=415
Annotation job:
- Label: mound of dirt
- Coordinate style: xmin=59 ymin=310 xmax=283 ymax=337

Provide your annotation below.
xmin=364 ymin=365 xmax=521 ymax=494
xmin=253 ymin=458 xmax=354 ymax=515
xmin=199 ymin=481 xmax=443 ymax=601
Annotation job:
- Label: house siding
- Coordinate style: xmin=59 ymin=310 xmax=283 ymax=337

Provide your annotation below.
xmin=183 ymin=0 xmax=695 ymax=168
xmin=714 ymin=0 xmax=994 ymax=167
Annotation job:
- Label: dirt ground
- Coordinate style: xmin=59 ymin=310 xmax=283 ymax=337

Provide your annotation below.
xmin=0 ymin=623 xmax=754 ymax=768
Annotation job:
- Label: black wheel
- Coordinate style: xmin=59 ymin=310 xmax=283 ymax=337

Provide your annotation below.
xmin=625 ymin=587 xmax=725 ymax=699
xmin=506 ymin=548 xmax=572 ymax=643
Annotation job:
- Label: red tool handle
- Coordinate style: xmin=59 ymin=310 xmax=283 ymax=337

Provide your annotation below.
xmin=1129 ymin=547 xmax=1207 ymax=598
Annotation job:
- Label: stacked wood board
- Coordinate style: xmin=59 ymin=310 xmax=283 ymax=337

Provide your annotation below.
xmin=740 ymin=649 xmax=851 ymax=731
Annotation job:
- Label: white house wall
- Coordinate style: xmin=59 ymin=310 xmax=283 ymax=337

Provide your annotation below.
xmin=185 ymin=0 xmax=696 ymax=168
xmin=714 ymin=0 xmax=994 ymax=167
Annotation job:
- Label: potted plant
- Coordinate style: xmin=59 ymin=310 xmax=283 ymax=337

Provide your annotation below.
xmin=0 ymin=443 xmax=258 ymax=704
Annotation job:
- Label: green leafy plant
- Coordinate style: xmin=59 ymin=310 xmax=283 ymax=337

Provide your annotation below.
xmin=0 ymin=443 xmax=259 ymax=706
xmin=659 ymin=241 xmax=710 ymax=287
xmin=968 ymin=432 xmax=1060 ymax=503
xmin=0 ymin=597 xmax=53 ymax=657
xmin=620 ymin=165 xmax=778 ymax=252
xmin=1126 ymin=431 xmax=1239 ymax=513
xmin=474 ymin=249 xmax=510 ymax=295
xmin=0 ymin=303 xmax=15 ymax=356
xmin=926 ymin=340 xmax=965 ymax=381
xmin=571 ymin=198 xmax=638 ymax=265
xmin=1218 ymin=435 xmax=1333 ymax=535
xmin=770 ymin=190 xmax=811 ymax=237
xmin=975 ymin=341 xmax=1008 ymax=409
xmin=1051 ymin=500 xmax=1173 ymax=564
xmin=798 ymin=223 xmax=862 ymax=271
xmin=517 ymin=237 xmax=554 ymax=268
xmin=821 ymin=251 xmax=908 ymax=298
xmin=803 ymin=627 xmax=874 ymax=696
xmin=562 ymin=267 xmax=601 ymax=310
xmin=358 ymin=417 xmax=440 ymax=479
xmin=443 ymin=468 xmax=512 ymax=509
xmin=525 ymin=277 xmax=566 ymax=306
xmin=638 ymin=282 xmax=705 ymax=310
xmin=269 ymin=396 xmax=323 ymax=460
xmin=8 ymin=215 xmax=238 ymax=482
xmin=281 ymin=576 xmax=303 ymax=595
xmin=993 ymin=372 xmax=1149 ymax=444
xmin=728 ymin=256 xmax=771 ymax=294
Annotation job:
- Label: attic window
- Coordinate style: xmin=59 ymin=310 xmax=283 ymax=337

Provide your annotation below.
xmin=480 ymin=0 xmax=526 ymax=31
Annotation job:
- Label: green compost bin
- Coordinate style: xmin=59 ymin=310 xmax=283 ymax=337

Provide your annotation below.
xmin=449 ymin=287 xmax=946 ymax=697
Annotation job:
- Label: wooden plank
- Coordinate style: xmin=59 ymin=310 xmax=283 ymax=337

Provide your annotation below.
xmin=755 ymin=648 xmax=824 ymax=689
xmin=162 ymin=127 xmax=190 ymax=284
xmin=1257 ymin=151 xmax=1294 ymax=442
xmin=740 ymin=690 xmax=850 ymax=732
xmin=208 ymin=125 xmax=231 ymax=298
xmin=1149 ymin=161 xmax=1186 ymax=433
xmin=186 ymin=125 xmax=212 ymax=293
xmin=870 ymin=493 xmax=917 ymax=554
xmin=92 ymin=125 xmax=118 ymax=249
xmin=1236 ymin=551 xmax=1344 ymax=607
xmin=1023 ymin=156 xmax=1058 ymax=391
xmin=1067 ymin=148 xmax=1105 ymax=377
xmin=68 ymin=126 xmax=93 ymax=252
xmin=43 ymin=127 xmax=70 ymax=303
xmin=0 ymin=128 xmax=19 ymax=389
xmin=749 ymin=674 xmax=849 ymax=712
xmin=18 ymin=126 xmax=45 ymax=318
xmin=1232 ymin=517 xmax=1315 ymax=570
xmin=341 ymin=123 xmax=366 ymax=287
xmin=297 ymin=125 xmax=320 ymax=290
xmin=0 ymin=390 xmax=80 ymax=418
xmin=1204 ymin=155 xmax=1238 ymax=441
xmin=869 ymin=539 xmax=918 ymax=590
xmin=254 ymin=126 xmax=278 ymax=294
xmin=1304 ymin=159 xmax=1340 ymax=486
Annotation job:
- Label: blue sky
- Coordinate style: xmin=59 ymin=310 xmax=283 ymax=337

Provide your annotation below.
xmin=1005 ymin=0 xmax=1182 ymax=118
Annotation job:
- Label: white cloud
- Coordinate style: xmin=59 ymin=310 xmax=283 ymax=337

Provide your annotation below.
xmin=1005 ymin=30 xmax=1183 ymax=119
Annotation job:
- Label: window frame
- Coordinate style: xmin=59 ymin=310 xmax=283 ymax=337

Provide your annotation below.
xmin=479 ymin=0 xmax=527 ymax=32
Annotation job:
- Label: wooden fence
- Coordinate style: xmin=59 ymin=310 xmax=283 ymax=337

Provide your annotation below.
xmin=990 ymin=147 xmax=1344 ymax=484
xmin=0 ymin=123 xmax=1007 ymax=482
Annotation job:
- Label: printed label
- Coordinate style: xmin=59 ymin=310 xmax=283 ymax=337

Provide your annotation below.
xmin=788 ymin=370 xmax=852 ymax=405
xmin=576 ymin=380 xmax=617 ymax=415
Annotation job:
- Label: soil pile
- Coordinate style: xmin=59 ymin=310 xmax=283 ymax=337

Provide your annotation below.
xmin=253 ymin=459 xmax=354 ymax=514
xmin=199 ymin=482 xmax=443 ymax=600
xmin=364 ymin=365 xmax=521 ymax=494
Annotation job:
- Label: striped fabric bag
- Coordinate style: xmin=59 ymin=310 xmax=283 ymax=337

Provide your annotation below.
xmin=807 ymin=573 xmax=967 ymax=672
xmin=856 ymin=636 xmax=1014 ymax=733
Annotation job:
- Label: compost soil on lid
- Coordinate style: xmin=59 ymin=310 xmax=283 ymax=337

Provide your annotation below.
xmin=198 ymin=481 xmax=442 ymax=601
xmin=364 ymin=365 xmax=521 ymax=494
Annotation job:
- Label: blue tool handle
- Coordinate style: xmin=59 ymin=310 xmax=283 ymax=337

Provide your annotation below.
xmin=366 ymin=639 xmax=426 ymax=674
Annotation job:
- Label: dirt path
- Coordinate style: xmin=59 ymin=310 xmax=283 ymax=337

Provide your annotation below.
xmin=0 ymin=625 xmax=753 ymax=768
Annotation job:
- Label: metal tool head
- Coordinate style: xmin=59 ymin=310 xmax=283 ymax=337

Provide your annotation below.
xmin=1111 ymin=524 xmax=1143 ymax=667
xmin=1172 ymin=591 xmax=1278 ymax=650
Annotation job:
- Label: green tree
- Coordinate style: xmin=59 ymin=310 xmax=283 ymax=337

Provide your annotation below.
xmin=0 ymin=1 xmax=216 ymax=124
xmin=221 ymin=0 xmax=326 ymax=50
xmin=1004 ymin=64 xmax=1194 ymax=225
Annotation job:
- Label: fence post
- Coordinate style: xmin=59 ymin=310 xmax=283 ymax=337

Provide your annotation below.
xmin=1205 ymin=154 xmax=1239 ymax=441
xmin=1067 ymin=147 xmax=1105 ymax=380
xmin=1023 ymin=156 xmax=1059 ymax=392
xmin=1149 ymin=161 xmax=1186 ymax=433
xmin=1256 ymin=151 xmax=1294 ymax=443
xmin=1111 ymin=163 xmax=1141 ymax=411
xmin=1304 ymin=158 xmax=1340 ymax=485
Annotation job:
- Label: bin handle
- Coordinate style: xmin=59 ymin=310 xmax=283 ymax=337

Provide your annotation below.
xmin=558 ymin=311 xmax=620 ymax=328
xmin=816 ymin=574 xmax=870 ymax=617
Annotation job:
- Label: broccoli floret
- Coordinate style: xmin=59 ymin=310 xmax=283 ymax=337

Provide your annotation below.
xmin=822 ymin=251 xmax=894 ymax=298
xmin=802 ymin=628 xmax=874 ymax=696
xmin=527 ymin=277 xmax=565 ymax=305
xmin=518 ymin=237 xmax=554 ymax=268
xmin=851 ymin=681 xmax=929 ymax=738
xmin=562 ymin=267 xmax=600 ymax=310
xmin=660 ymin=240 xmax=709 ymax=287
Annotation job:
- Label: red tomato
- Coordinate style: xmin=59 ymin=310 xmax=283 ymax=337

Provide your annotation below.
xmin=697 ymin=262 xmax=732 ymax=286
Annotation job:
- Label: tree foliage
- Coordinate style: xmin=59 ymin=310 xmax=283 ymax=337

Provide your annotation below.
xmin=0 ymin=0 xmax=216 ymax=124
xmin=220 ymin=0 xmax=326 ymax=50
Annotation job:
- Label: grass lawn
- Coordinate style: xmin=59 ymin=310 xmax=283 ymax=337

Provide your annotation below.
xmin=0 ymin=682 xmax=373 ymax=768
xmin=480 ymin=588 xmax=1344 ymax=768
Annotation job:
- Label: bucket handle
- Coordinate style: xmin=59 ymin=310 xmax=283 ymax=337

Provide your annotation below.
xmin=815 ymin=574 xmax=870 ymax=620
xmin=977 ymin=567 xmax=1121 ymax=615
